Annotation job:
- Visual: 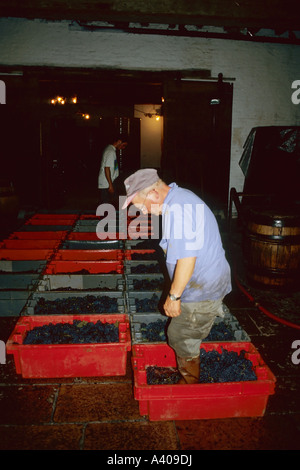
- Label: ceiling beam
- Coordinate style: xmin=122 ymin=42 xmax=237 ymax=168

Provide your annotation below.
xmin=0 ymin=0 xmax=299 ymax=31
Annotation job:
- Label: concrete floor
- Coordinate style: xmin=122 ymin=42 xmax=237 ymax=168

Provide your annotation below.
xmin=0 ymin=205 xmax=300 ymax=451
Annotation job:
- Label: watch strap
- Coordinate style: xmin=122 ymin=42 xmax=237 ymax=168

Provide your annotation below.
xmin=169 ymin=293 xmax=181 ymax=301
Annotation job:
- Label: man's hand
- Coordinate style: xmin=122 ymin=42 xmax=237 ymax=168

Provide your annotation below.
xmin=105 ymin=167 xmax=114 ymax=194
xmin=163 ymin=296 xmax=181 ymax=317
xmin=163 ymin=257 xmax=196 ymax=317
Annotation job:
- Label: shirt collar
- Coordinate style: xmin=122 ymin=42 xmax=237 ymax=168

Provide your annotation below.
xmin=162 ymin=182 xmax=177 ymax=215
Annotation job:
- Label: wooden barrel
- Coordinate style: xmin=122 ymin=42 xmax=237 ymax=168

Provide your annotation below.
xmin=243 ymin=207 xmax=300 ymax=288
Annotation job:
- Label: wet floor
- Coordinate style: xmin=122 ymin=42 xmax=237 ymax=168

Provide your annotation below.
xmin=0 ymin=210 xmax=299 ymax=451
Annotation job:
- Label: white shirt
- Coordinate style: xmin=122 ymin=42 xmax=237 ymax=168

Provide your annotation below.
xmin=98 ymin=145 xmax=119 ymax=188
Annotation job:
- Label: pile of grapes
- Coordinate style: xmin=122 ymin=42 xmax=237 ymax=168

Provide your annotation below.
xmin=23 ymin=319 xmax=119 ymax=344
xmin=140 ymin=319 xmax=167 ymax=342
xmin=130 ymin=252 xmax=157 ymax=260
xmin=135 ymin=294 xmax=160 ymax=312
xmin=34 ymin=295 xmax=119 ymax=314
xmin=146 ymin=348 xmax=257 ymax=384
xmin=139 ymin=319 xmax=236 ymax=343
xmin=133 ymin=279 xmax=164 ymax=291
xmin=131 ymin=264 xmax=161 ymax=274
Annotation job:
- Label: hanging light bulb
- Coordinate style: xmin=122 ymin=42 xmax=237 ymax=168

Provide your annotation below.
xmin=49 ymin=95 xmax=78 ymax=105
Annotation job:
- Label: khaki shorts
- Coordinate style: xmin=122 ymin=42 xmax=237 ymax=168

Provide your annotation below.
xmin=167 ymin=298 xmax=225 ymax=358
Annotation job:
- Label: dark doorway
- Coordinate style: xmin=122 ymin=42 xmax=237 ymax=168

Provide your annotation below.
xmin=1 ymin=69 xmax=233 ymax=213
xmin=40 ymin=116 xmax=140 ymax=209
xmin=162 ymin=78 xmax=233 ymax=213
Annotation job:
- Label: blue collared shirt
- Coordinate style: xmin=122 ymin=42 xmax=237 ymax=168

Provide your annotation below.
xmin=159 ymin=183 xmax=232 ymax=302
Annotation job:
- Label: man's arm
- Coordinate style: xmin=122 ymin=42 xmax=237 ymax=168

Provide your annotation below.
xmin=163 ymin=256 xmax=196 ymax=317
xmin=104 ymin=167 xmax=114 ymax=193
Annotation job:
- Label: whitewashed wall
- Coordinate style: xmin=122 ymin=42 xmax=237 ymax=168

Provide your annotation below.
xmin=1 ymin=18 xmax=300 ymax=194
xmin=134 ymin=105 xmax=163 ymax=168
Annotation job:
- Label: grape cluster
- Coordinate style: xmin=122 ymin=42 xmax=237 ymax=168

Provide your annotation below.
xmin=34 ymin=295 xmax=119 ymax=314
xmin=140 ymin=319 xmax=167 ymax=342
xmin=205 ymin=322 xmax=235 ymax=341
xmin=58 ymin=269 xmax=94 ymax=275
xmin=23 ymin=320 xmax=119 ymax=344
xmin=199 ymin=348 xmax=257 ymax=383
xmin=131 ymin=252 xmax=157 ymax=260
xmin=133 ymin=279 xmax=164 ymax=291
xmin=146 ymin=366 xmax=181 ymax=385
xmin=135 ymin=294 xmax=160 ymax=312
xmin=139 ymin=319 xmax=235 ymax=343
xmin=129 ymin=240 xmax=158 ymax=249
xmin=131 ymin=264 xmax=161 ymax=273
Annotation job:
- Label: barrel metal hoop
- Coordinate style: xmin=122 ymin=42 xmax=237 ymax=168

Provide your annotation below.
xmin=245 ymin=231 xmax=300 ymax=244
xmin=245 ymin=263 xmax=300 ymax=277
xmin=246 ymin=210 xmax=300 ymax=227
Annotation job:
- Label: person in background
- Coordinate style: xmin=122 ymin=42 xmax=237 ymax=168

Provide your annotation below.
xmin=98 ymin=135 xmax=127 ymax=204
xmin=122 ymin=168 xmax=232 ymax=384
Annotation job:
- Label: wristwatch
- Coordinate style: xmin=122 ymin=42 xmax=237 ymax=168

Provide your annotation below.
xmin=168 ymin=293 xmax=181 ymax=301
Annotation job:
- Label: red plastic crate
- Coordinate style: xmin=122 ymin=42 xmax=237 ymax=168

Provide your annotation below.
xmin=44 ymin=260 xmax=123 ymax=274
xmin=29 ymin=213 xmax=78 ymax=221
xmin=79 ymin=215 xmax=101 ymax=220
xmin=53 ymin=249 xmax=124 ymax=261
xmin=96 ymin=232 xmax=127 ymax=240
xmin=67 ymin=232 xmax=101 ymax=240
xmin=9 ymin=231 xmax=68 ymax=240
xmin=79 ymin=214 xmax=124 ymax=220
xmin=127 ymin=232 xmax=156 ymax=240
xmin=127 ymin=214 xmax=151 ymax=221
xmin=26 ymin=218 xmax=75 ymax=226
xmin=0 ymin=249 xmax=53 ymax=260
xmin=132 ymin=343 xmax=276 ymax=421
xmin=124 ymin=249 xmax=156 ymax=260
xmin=127 ymin=218 xmax=154 ymax=230
xmin=0 ymin=240 xmax=59 ymax=249
xmin=67 ymin=232 xmax=127 ymax=241
xmin=6 ymin=314 xmax=131 ymax=378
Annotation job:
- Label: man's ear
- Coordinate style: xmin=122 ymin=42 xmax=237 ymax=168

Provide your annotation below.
xmin=147 ymin=189 xmax=159 ymax=202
